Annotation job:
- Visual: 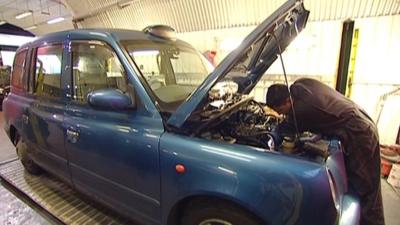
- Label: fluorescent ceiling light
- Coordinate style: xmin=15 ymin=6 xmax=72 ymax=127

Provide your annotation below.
xmin=0 ymin=20 xmax=6 ymax=25
xmin=15 ymin=10 xmax=33 ymax=19
xmin=47 ymin=17 xmax=65 ymax=24
xmin=25 ymin=25 xmax=37 ymax=30
xmin=118 ymin=0 xmax=134 ymax=9
xmin=118 ymin=2 xmax=131 ymax=8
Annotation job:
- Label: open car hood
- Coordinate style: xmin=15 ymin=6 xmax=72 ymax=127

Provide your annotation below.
xmin=167 ymin=0 xmax=309 ymax=129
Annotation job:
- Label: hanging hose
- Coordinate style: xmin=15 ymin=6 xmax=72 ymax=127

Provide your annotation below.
xmin=375 ymin=86 xmax=400 ymax=125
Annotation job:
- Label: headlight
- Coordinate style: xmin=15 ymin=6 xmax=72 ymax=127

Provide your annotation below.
xmin=327 ymin=168 xmax=340 ymax=212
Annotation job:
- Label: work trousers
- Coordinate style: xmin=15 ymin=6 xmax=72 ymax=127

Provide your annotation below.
xmin=340 ymin=115 xmax=385 ymax=225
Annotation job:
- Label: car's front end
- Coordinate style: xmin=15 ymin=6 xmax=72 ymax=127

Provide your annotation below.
xmin=159 ymin=131 xmax=360 ymax=225
xmin=326 ymin=140 xmax=361 ymax=225
xmin=118 ymin=0 xmax=360 ymax=224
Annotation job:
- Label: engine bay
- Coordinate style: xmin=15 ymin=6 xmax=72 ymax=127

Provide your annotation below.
xmin=197 ymin=96 xmax=279 ymax=150
xmin=191 ymin=80 xmax=331 ymax=161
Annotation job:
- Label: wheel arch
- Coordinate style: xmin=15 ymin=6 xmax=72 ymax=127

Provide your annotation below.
xmin=167 ymin=194 xmax=267 ymax=225
xmin=9 ymin=125 xmax=19 ymax=146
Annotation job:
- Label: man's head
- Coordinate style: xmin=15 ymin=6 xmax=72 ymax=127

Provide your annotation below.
xmin=266 ymin=84 xmax=292 ymax=115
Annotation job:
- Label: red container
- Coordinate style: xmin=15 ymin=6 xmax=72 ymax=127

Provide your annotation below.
xmin=381 ymin=158 xmax=393 ymax=177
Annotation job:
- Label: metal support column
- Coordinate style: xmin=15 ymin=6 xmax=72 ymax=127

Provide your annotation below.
xmin=336 ymin=20 xmax=355 ymax=95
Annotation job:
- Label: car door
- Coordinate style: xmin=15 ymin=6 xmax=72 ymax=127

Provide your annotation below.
xmin=63 ymin=39 xmax=163 ymax=224
xmin=23 ymin=42 xmax=71 ymax=183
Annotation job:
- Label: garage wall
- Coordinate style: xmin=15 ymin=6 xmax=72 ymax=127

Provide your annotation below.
xmin=351 ymin=15 xmax=400 ymax=144
xmin=177 ymin=20 xmax=342 ymax=102
xmin=177 ymin=16 xmax=400 ymax=144
xmin=178 ymin=20 xmax=342 ymax=84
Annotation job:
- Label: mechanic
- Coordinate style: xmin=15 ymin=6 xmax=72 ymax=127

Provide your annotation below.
xmin=266 ymin=78 xmax=384 ymax=225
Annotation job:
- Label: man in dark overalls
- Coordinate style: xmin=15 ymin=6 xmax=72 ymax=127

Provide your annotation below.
xmin=266 ymin=78 xmax=384 ymax=225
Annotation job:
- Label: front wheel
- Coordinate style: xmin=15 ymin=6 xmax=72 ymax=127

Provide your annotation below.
xmin=16 ymin=139 xmax=42 ymax=175
xmin=181 ymin=200 xmax=263 ymax=225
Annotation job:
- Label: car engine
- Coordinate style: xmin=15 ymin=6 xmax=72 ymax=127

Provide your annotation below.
xmin=193 ymin=80 xmax=330 ymax=160
xmin=192 ymin=80 xmax=280 ymax=150
xmin=199 ymin=97 xmax=280 ymax=150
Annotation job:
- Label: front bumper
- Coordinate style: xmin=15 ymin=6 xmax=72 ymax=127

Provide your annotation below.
xmin=339 ymin=194 xmax=360 ymax=225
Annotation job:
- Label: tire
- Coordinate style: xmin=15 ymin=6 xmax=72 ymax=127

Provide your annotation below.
xmin=16 ymin=139 xmax=42 ymax=175
xmin=181 ymin=200 xmax=264 ymax=225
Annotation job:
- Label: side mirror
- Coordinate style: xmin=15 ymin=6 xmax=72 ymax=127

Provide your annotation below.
xmin=87 ymin=89 xmax=134 ymax=110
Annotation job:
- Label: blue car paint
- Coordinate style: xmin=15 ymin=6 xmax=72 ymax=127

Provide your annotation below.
xmin=339 ymin=194 xmax=361 ymax=225
xmin=326 ymin=140 xmax=349 ymax=211
xmin=12 ymin=34 xmax=72 ymax=185
xmin=159 ymin=133 xmax=355 ymax=225
xmin=2 ymin=2 xmax=361 ymax=225
xmin=61 ymin=31 xmax=165 ymax=224
xmin=63 ymin=105 xmax=163 ymax=224
xmin=87 ymin=89 xmax=132 ymax=109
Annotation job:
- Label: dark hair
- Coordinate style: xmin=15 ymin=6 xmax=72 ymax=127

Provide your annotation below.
xmin=266 ymin=84 xmax=290 ymax=108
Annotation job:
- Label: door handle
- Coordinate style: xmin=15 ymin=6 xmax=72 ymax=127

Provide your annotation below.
xmin=22 ymin=114 xmax=29 ymax=124
xmin=66 ymin=128 xmax=79 ymax=143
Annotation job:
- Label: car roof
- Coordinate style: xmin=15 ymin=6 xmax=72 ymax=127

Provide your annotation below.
xmin=18 ymin=28 xmax=192 ymax=51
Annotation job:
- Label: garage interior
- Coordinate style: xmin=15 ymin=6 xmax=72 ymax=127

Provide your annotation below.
xmin=0 ymin=0 xmax=400 ymax=224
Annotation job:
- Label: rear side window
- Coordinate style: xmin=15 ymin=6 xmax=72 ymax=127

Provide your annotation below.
xmin=11 ymin=49 xmax=27 ymax=89
xmin=34 ymin=44 xmax=63 ymax=98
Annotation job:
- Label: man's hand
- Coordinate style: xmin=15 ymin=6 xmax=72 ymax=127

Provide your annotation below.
xmin=263 ymin=106 xmax=284 ymax=121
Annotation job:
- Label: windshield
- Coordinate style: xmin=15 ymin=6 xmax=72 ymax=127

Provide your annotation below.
xmin=123 ymin=40 xmax=213 ymax=110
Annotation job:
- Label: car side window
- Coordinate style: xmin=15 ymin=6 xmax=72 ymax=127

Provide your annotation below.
xmin=11 ymin=49 xmax=27 ymax=89
xmin=34 ymin=44 xmax=63 ymax=98
xmin=71 ymin=41 xmax=127 ymax=103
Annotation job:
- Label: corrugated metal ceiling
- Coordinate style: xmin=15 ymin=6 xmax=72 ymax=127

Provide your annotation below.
xmin=69 ymin=0 xmax=400 ymax=32
xmin=1 ymin=0 xmax=400 ymax=35
xmin=0 ymin=0 xmax=73 ymax=35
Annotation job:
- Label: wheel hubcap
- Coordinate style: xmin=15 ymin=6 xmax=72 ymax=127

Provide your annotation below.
xmin=199 ymin=219 xmax=232 ymax=225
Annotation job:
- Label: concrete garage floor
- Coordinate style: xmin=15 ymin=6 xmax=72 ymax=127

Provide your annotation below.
xmin=0 ymin=112 xmax=52 ymax=225
xmin=0 ymin=111 xmax=399 ymax=225
xmin=0 ymin=184 xmax=52 ymax=225
xmin=0 ymin=111 xmax=17 ymax=163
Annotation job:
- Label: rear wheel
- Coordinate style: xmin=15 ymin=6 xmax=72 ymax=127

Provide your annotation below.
xmin=16 ymin=139 xmax=42 ymax=175
xmin=181 ymin=200 xmax=263 ymax=225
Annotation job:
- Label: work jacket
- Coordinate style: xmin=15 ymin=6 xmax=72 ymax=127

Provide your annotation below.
xmin=288 ymin=78 xmax=379 ymax=158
